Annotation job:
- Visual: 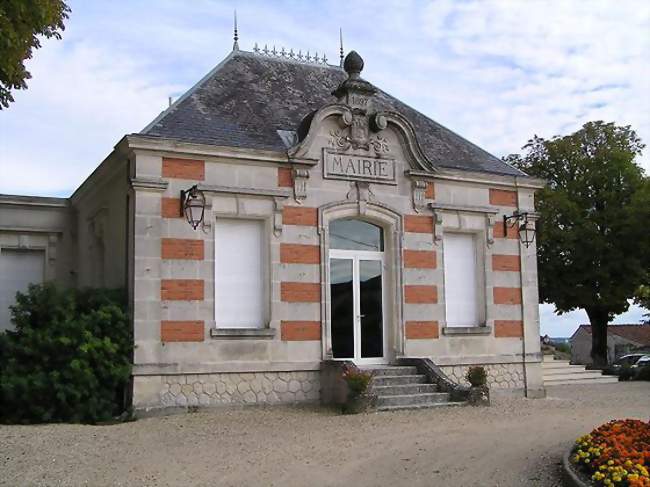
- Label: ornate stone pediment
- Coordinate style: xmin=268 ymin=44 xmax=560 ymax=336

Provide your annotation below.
xmin=287 ymin=51 xmax=436 ymax=175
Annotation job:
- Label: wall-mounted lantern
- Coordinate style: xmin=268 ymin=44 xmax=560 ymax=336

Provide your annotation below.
xmin=503 ymin=211 xmax=537 ymax=248
xmin=180 ymin=185 xmax=206 ymax=230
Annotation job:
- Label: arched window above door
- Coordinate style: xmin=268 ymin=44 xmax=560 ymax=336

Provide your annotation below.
xmin=330 ymin=218 xmax=384 ymax=252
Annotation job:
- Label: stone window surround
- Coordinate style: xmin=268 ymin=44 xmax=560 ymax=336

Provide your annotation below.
xmin=431 ymin=203 xmax=499 ymax=336
xmin=0 ymin=231 xmax=59 ymax=282
xmin=318 ymin=200 xmax=404 ymax=361
xmin=202 ymin=185 xmax=290 ymax=339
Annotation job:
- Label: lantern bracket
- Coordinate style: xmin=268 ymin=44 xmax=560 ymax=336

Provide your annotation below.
xmin=180 ymin=184 xmax=206 ymax=230
xmin=503 ymin=211 xmax=536 ymax=248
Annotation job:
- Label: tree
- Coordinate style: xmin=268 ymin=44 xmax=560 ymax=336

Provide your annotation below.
xmin=634 ymin=284 xmax=650 ymax=324
xmin=505 ymin=121 xmax=650 ymax=366
xmin=0 ymin=0 xmax=70 ymax=109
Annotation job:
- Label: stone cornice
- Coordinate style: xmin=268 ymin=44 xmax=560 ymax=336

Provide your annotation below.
xmin=197 ymin=184 xmax=290 ymax=199
xmin=124 ymin=134 xmax=289 ymax=164
xmin=407 ymin=168 xmax=546 ymax=189
xmin=0 ymin=194 xmax=69 ymax=208
xmin=130 ymin=177 xmax=168 ymax=192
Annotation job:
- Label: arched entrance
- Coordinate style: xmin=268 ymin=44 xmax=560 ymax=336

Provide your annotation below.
xmin=328 ymin=218 xmax=387 ymax=364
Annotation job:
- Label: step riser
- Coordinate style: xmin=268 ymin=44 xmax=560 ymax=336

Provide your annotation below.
xmin=545 ymin=379 xmax=619 ymax=385
xmin=377 ymin=393 xmax=450 ymax=407
xmin=377 ymin=402 xmax=467 ymax=412
xmin=366 ymin=367 xmax=419 ymax=376
xmin=372 ymin=375 xmax=428 ymax=386
xmin=543 ymin=373 xmax=607 ymax=380
xmin=371 ymin=384 xmax=438 ymax=395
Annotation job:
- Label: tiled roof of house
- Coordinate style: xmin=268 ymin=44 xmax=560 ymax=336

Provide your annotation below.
xmin=141 ymin=50 xmax=525 ymax=177
xmin=573 ymin=324 xmax=650 ymax=345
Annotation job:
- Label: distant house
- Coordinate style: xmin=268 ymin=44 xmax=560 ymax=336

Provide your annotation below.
xmin=570 ymin=324 xmax=650 ymax=364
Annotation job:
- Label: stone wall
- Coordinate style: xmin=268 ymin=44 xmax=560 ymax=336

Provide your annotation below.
xmin=135 ymin=371 xmax=320 ymax=409
xmin=441 ymin=363 xmax=525 ymax=390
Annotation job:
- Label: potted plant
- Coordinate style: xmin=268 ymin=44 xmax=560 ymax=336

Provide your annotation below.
xmin=466 ymin=366 xmax=490 ymax=406
xmin=341 ymin=365 xmax=374 ymax=414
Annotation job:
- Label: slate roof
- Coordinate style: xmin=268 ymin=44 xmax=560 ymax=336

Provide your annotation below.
xmin=573 ymin=324 xmax=650 ymax=345
xmin=142 ymin=50 xmax=524 ymax=176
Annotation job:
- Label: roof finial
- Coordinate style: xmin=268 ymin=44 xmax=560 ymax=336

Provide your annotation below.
xmin=339 ymin=28 xmax=344 ymax=67
xmin=232 ymin=10 xmax=239 ymax=51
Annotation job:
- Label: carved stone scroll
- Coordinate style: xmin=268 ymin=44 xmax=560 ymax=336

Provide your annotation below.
xmin=486 ymin=214 xmax=495 ymax=246
xmin=412 ymin=179 xmax=428 ymax=213
xmin=273 ymin=197 xmax=284 ymax=237
xmin=292 ymin=168 xmax=309 ymax=201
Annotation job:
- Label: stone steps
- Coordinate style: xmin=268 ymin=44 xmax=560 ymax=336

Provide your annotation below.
xmin=366 ymin=365 xmax=466 ymax=411
xmin=545 ymin=377 xmax=619 ymax=386
xmin=377 ymin=392 xmax=450 ymax=408
xmin=542 ymin=359 xmax=620 ymax=386
xmin=371 ymin=383 xmax=438 ymax=396
xmin=371 ymin=374 xmax=428 ymax=386
xmin=364 ymin=366 xmax=418 ymax=376
xmin=377 ymin=401 xmax=467 ymax=412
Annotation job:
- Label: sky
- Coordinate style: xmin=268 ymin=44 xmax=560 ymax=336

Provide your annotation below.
xmin=0 ymin=0 xmax=648 ymax=336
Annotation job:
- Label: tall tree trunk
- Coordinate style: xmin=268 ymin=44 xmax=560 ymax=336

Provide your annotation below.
xmin=586 ymin=307 xmax=609 ymax=366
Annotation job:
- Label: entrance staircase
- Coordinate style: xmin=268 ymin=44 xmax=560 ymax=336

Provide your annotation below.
xmin=364 ymin=365 xmax=467 ymax=411
xmin=542 ymin=355 xmax=618 ymax=386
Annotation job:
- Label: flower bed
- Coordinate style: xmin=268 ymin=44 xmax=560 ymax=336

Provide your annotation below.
xmin=570 ymin=419 xmax=650 ymax=486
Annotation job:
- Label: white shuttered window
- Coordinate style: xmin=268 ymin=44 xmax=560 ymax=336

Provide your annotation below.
xmin=443 ymin=233 xmax=480 ymax=327
xmin=0 ymin=249 xmax=45 ymax=331
xmin=214 ymin=219 xmax=265 ymax=328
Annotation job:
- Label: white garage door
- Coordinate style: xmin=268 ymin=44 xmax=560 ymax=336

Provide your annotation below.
xmin=0 ymin=249 xmax=45 ymax=331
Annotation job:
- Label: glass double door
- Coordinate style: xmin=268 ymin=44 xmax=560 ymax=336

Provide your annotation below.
xmin=330 ymin=250 xmax=385 ymax=363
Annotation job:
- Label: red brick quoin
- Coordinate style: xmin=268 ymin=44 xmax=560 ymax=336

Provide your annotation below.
xmin=162 ymin=157 xmax=205 ymax=180
xmin=280 ymin=244 xmax=320 ymax=264
xmin=161 ymin=279 xmax=204 ymax=301
xmin=494 ymin=320 xmax=523 ymax=338
xmin=281 ymin=321 xmax=321 ymax=341
xmin=161 ymin=321 xmax=204 ymax=342
xmin=405 ymin=321 xmax=439 ymax=339
xmin=161 ymin=238 xmax=204 ymax=260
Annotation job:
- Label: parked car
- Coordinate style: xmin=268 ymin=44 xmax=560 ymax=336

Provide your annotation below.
xmin=603 ymin=354 xmax=650 ymax=375
xmin=635 ymin=355 xmax=650 ymax=368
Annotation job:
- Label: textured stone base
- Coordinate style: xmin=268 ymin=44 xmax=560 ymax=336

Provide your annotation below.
xmin=133 ymin=371 xmax=320 ymax=410
xmin=441 ymin=363 xmax=525 ymax=390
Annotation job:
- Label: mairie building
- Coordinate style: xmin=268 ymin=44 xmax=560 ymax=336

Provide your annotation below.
xmin=0 ymin=41 xmax=546 ymax=411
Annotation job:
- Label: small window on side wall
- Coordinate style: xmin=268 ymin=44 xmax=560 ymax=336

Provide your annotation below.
xmin=443 ymin=232 xmax=484 ymax=327
xmin=214 ymin=218 xmax=266 ymax=328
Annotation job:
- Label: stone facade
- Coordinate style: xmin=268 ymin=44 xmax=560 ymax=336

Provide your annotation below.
xmin=442 ymin=363 xmax=525 ymax=390
xmin=135 ymin=371 xmax=320 ymax=409
xmin=0 ymin=48 xmax=547 ymax=411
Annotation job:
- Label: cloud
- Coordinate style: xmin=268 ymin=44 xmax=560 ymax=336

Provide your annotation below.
xmin=0 ymin=0 xmax=647 ymax=331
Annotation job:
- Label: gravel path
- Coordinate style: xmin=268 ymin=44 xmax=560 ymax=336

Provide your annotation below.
xmin=1 ymin=382 xmax=648 ymax=487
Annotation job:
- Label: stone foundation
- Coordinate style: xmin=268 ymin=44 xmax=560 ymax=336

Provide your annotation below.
xmin=133 ymin=371 xmax=320 ymax=410
xmin=441 ymin=363 xmax=525 ymax=390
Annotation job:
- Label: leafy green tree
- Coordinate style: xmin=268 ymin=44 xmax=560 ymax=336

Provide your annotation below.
xmin=634 ymin=284 xmax=650 ymax=324
xmin=0 ymin=0 xmax=70 ymax=108
xmin=505 ymin=121 xmax=650 ymax=366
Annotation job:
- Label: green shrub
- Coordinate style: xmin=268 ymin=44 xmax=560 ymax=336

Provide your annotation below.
xmin=634 ymin=365 xmax=650 ymax=381
xmin=466 ymin=366 xmax=488 ymax=387
xmin=342 ymin=365 xmax=373 ymax=397
xmin=0 ymin=283 xmax=132 ymax=424
xmin=618 ymin=364 xmax=635 ymax=381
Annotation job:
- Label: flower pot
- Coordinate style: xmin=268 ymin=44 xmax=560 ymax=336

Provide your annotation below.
xmin=342 ymin=393 xmax=374 ymax=414
xmin=468 ymin=385 xmax=490 ymax=406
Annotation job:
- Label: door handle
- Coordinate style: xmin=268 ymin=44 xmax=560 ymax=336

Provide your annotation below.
xmin=358 ymin=314 xmax=366 ymax=319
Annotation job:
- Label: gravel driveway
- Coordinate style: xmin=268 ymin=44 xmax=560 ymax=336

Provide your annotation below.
xmin=1 ymin=382 xmax=648 ymax=487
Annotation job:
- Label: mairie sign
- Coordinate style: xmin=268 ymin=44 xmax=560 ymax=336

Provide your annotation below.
xmin=323 ymin=150 xmax=396 ymax=184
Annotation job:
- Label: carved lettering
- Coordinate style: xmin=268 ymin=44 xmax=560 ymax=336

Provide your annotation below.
xmin=323 ymin=150 xmax=396 ymax=185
